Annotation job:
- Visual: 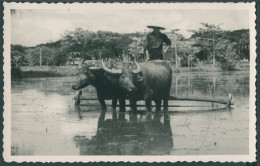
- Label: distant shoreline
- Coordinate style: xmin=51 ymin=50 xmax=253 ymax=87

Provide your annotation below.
xmin=12 ymin=62 xmax=249 ymax=78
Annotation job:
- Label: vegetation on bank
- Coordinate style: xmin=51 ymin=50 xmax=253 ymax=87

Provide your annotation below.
xmin=11 ymin=23 xmax=250 ymax=78
xmin=13 ymin=66 xmax=78 ymax=78
xmin=14 ymin=62 xmax=249 ymax=78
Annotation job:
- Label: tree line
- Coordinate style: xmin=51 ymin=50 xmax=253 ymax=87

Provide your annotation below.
xmin=11 ymin=23 xmax=249 ymax=72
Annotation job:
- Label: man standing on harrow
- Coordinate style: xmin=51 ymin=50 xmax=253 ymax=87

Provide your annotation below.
xmin=145 ymin=25 xmax=172 ymax=61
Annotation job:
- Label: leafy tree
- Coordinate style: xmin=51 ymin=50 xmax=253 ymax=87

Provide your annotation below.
xmin=215 ymin=40 xmax=238 ymax=70
xmin=165 ymin=32 xmax=199 ymax=67
xmin=25 ymin=47 xmax=40 ymax=66
xmin=11 ymin=45 xmax=27 ymax=76
xmin=190 ymin=23 xmax=224 ymax=63
xmin=189 ymin=23 xmax=249 ymax=70
xmin=128 ymin=35 xmax=145 ymax=60
xmin=222 ymin=29 xmax=249 ymax=60
xmin=11 ymin=45 xmax=27 ymax=66
xmin=62 ymin=28 xmax=132 ymax=60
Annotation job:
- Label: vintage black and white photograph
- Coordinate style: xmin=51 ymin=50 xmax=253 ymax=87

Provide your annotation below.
xmin=3 ymin=2 xmax=256 ymax=162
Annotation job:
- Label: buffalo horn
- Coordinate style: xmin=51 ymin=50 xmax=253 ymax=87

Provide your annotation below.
xmin=101 ymin=59 xmax=122 ymax=75
xmin=132 ymin=61 xmax=141 ymax=74
xmin=89 ymin=66 xmax=102 ymax=71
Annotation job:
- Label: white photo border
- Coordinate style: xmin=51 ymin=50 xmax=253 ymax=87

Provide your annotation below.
xmin=3 ymin=2 xmax=257 ymax=163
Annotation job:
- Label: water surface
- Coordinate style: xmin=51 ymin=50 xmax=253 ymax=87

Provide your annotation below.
xmin=11 ymin=71 xmax=249 ymax=155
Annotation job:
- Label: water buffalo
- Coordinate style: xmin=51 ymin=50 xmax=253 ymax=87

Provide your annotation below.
xmin=102 ymin=60 xmax=172 ymax=112
xmin=72 ymin=60 xmax=132 ymax=112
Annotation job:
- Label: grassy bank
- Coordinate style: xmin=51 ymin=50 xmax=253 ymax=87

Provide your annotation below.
xmin=13 ymin=62 xmax=249 ymax=78
xmin=172 ymin=62 xmax=249 ymax=73
xmin=15 ymin=66 xmax=79 ymax=78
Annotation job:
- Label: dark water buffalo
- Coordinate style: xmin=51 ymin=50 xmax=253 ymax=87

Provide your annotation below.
xmin=102 ymin=60 xmax=172 ymax=112
xmin=72 ymin=60 xmax=132 ymax=112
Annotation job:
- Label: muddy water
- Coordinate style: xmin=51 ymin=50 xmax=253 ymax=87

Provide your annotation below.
xmin=11 ymin=71 xmax=249 ymax=155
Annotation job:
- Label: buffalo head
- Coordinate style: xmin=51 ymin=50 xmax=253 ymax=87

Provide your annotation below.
xmin=101 ymin=60 xmax=141 ymax=94
xmin=72 ymin=59 xmax=103 ymax=90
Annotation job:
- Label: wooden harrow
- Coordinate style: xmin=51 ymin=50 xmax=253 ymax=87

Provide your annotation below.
xmin=74 ymin=90 xmax=233 ymax=109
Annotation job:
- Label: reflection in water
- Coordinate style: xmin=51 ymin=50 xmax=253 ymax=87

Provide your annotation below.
xmin=207 ymin=74 xmax=216 ymax=96
xmin=73 ymin=108 xmax=173 ymax=155
xmin=171 ymin=107 xmax=233 ymax=116
xmin=173 ymin=71 xmax=249 ymax=98
xmin=75 ymin=105 xmax=83 ymax=119
xmin=184 ymin=74 xmax=217 ymax=96
xmin=188 ymin=75 xmax=193 ymax=95
xmin=40 ymin=81 xmax=42 ymax=89
xmin=175 ymin=76 xmax=178 ymax=96
xmin=213 ymin=73 xmax=216 ymax=94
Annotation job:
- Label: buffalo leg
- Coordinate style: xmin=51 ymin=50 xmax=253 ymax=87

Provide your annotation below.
xmin=118 ymin=111 xmax=126 ymax=121
xmin=98 ymin=97 xmax=107 ymax=111
xmin=112 ymin=109 xmax=117 ymax=120
xmin=144 ymin=88 xmax=153 ymax=112
xmin=155 ymin=99 xmax=161 ymax=112
xmin=129 ymin=98 xmax=137 ymax=112
xmin=112 ymin=97 xmax=118 ymax=111
xmin=119 ymin=98 xmax=126 ymax=112
xmin=129 ymin=112 xmax=137 ymax=122
xmin=145 ymin=100 xmax=152 ymax=112
xmin=97 ymin=110 xmax=106 ymax=129
xmin=146 ymin=111 xmax=152 ymax=121
xmin=163 ymin=97 xmax=169 ymax=112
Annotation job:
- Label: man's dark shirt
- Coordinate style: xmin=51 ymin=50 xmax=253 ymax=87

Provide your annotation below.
xmin=145 ymin=32 xmax=172 ymax=60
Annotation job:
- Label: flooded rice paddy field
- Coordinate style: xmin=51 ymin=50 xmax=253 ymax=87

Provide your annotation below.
xmin=11 ymin=71 xmax=249 ymax=155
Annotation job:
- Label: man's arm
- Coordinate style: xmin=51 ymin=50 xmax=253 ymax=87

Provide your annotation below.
xmin=162 ymin=34 xmax=171 ymax=54
xmin=162 ymin=33 xmax=172 ymax=46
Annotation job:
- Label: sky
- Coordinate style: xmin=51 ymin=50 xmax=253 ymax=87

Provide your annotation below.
xmin=11 ymin=8 xmax=249 ymax=47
